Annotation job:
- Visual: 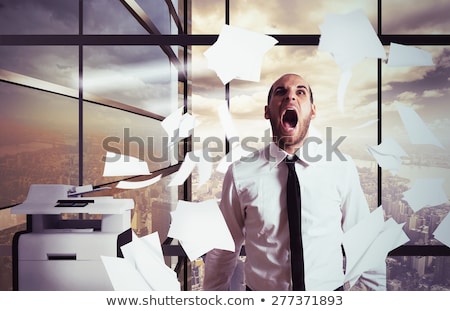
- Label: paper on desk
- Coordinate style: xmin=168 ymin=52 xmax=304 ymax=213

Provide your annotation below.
xmin=120 ymin=231 xmax=180 ymax=291
xmin=433 ymin=212 xmax=450 ymax=248
xmin=204 ymin=24 xmax=278 ymax=84
xmin=116 ymin=174 xmax=162 ymax=189
xmin=101 ymin=256 xmax=152 ymax=291
xmin=402 ymin=178 xmax=448 ymax=212
xmin=387 ymin=43 xmax=434 ymax=67
xmin=168 ymin=149 xmax=213 ymax=187
xmin=167 ymin=199 xmax=235 ymax=261
xmin=396 ymin=105 xmax=444 ymax=148
xmin=102 ymin=151 xmax=150 ymax=176
xmin=367 ymin=137 xmax=408 ymax=175
xmin=318 ymin=9 xmax=386 ymax=111
xmin=343 ymin=207 xmax=409 ymax=287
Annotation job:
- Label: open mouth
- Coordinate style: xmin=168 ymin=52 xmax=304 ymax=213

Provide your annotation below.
xmin=282 ymin=108 xmax=298 ymax=130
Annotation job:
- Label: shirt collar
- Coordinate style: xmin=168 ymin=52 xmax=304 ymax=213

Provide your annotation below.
xmin=268 ymin=142 xmax=316 ymax=170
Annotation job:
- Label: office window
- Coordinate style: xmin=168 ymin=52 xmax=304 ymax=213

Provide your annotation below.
xmin=0 ymin=0 xmax=190 ymax=290
xmin=191 ymin=0 xmax=450 ymax=291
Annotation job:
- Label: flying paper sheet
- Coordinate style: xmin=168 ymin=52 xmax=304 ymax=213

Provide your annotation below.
xmin=161 ymin=107 xmax=198 ymax=144
xmin=343 ymin=207 xmax=409 ymax=287
xmin=119 ymin=231 xmax=180 ymax=291
xmin=116 ymin=174 xmax=162 ymax=189
xmin=218 ymin=100 xmax=239 ymax=144
xmin=402 ymin=178 xmax=448 ymax=212
xmin=367 ymin=137 xmax=408 ymax=175
xmin=387 ymin=43 xmax=434 ymax=67
xmin=318 ymin=9 xmax=386 ymax=111
xmin=433 ymin=212 xmax=450 ymax=248
xmin=102 ymin=151 xmax=150 ymax=176
xmin=101 ymin=256 xmax=152 ymax=291
xmin=168 ymin=149 xmax=213 ymax=187
xmin=167 ymin=199 xmax=235 ymax=261
xmin=396 ymin=105 xmax=444 ymax=148
xmin=204 ymin=24 xmax=278 ymax=84
xmin=101 ymin=231 xmax=180 ymax=291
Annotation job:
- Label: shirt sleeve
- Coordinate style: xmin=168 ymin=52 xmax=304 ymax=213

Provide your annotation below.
xmin=203 ymin=164 xmax=245 ymax=290
xmin=340 ymin=156 xmax=387 ymax=291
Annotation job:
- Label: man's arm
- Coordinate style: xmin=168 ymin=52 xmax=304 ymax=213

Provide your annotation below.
xmin=203 ymin=165 xmax=245 ymax=290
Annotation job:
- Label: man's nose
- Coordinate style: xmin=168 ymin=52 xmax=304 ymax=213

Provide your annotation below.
xmin=285 ymin=90 xmax=296 ymax=101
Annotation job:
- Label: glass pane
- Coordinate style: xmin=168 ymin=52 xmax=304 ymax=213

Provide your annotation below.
xmin=0 ymin=46 xmax=78 ymax=89
xmin=229 ymin=0 xmax=378 ymax=34
xmin=0 ymin=83 xmax=79 ymax=208
xmin=387 ymin=256 xmax=450 ymax=290
xmin=382 ymin=46 xmax=450 ymax=245
xmin=83 ymin=0 xmax=146 ymax=35
xmin=0 ymin=0 xmax=78 ymax=34
xmin=83 ymin=103 xmax=171 ymax=186
xmin=84 ymin=0 xmax=173 ymax=35
xmin=124 ymin=174 xmax=179 ymax=242
xmin=191 ymin=0 xmax=225 ymax=34
xmin=83 ymin=46 xmax=177 ymax=117
xmin=382 ymin=0 xmax=450 ymax=34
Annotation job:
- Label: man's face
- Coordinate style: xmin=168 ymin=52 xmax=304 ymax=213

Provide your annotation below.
xmin=264 ymin=74 xmax=316 ymax=153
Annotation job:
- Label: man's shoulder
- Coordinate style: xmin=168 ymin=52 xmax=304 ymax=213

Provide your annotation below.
xmin=230 ymin=145 xmax=271 ymax=179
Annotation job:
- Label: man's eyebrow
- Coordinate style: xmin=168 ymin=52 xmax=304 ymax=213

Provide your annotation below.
xmin=273 ymin=85 xmax=308 ymax=91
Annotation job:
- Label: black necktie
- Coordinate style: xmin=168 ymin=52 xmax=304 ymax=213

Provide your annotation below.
xmin=285 ymin=156 xmax=305 ymax=291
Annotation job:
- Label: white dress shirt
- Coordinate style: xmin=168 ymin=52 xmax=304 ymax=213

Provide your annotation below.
xmin=203 ymin=142 xmax=386 ymax=291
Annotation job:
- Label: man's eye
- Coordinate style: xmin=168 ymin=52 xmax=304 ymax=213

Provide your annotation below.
xmin=275 ymin=89 xmax=285 ymax=95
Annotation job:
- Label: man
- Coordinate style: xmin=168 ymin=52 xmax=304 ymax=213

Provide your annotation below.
xmin=203 ymin=73 xmax=386 ymax=291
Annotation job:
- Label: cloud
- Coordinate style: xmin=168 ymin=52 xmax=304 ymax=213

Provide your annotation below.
xmin=397 ymin=91 xmax=418 ymax=102
xmin=422 ymin=89 xmax=445 ymax=98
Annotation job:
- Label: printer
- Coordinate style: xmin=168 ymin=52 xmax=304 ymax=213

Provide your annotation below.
xmin=11 ymin=184 xmax=134 ymax=291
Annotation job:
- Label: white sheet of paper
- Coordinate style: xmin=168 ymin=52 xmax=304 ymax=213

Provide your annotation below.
xmin=318 ymin=9 xmax=386 ymax=71
xmin=402 ymin=178 xmax=448 ymax=212
xmin=218 ymin=100 xmax=239 ymax=143
xmin=179 ymin=112 xmax=199 ymax=138
xmin=318 ymin=9 xmax=385 ymax=111
xmin=169 ymin=149 xmax=212 ymax=187
xmin=120 ymin=232 xmax=180 ymax=291
xmin=345 ymin=218 xmax=409 ymax=287
xmin=397 ymin=105 xmax=444 ymax=148
xmin=367 ymin=137 xmax=408 ymax=174
xmin=387 ymin=43 xmax=434 ymax=67
xmin=337 ymin=70 xmax=353 ymax=112
xmin=101 ymin=256 xmax=151 ymax=291
xmin=343 ymin=207 xmax=409 ymax=287
xmin=102 ymin=151 xmax=150 ymax=176
xmin=433 ymin=212 xmax=450 ymax=248
xmin=343 ymin=207 xmax=385 ymax=278
xmin=167 ymin=199 xmax=235 ymax=261
xmin=204 ymin=24 xmax=278 ymax=84
xmin=116 ymin=174 xmax=162 ymax=189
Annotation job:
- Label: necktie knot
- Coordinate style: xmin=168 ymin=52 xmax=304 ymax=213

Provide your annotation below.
xmin=285 ymin=155 xmax=298 ymax=170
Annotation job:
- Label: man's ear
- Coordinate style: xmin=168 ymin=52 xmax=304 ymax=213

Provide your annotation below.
xmin=310 ymin=103 xmax=317 ymax=119
xmin=264 ymin=105 xmax=270 ymax=119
